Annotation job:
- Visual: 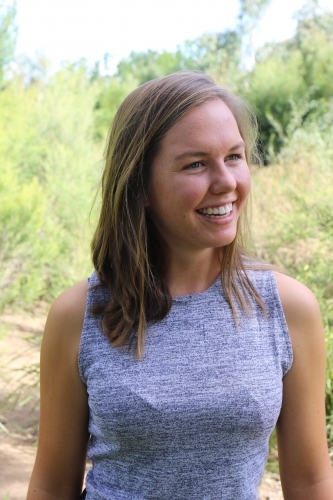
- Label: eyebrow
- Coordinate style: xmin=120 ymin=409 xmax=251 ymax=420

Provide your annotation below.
xmin=229 ymin=141 xmax=245 ymax=151
xmin=174 ymin=150 xmax=209 ymax=161
xmin=174 ymin=141 xmax=245 ymax=162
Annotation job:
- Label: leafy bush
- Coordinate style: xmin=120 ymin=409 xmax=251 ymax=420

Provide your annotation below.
xmin=0 ymin=65 xmax=103 ymax=309
xmin=252 ymin=116 xmax=333 ymax=440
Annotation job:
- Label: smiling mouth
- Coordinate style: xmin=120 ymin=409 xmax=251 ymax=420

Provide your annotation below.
xmin=197 ymin=203 xmax=233 ymax=218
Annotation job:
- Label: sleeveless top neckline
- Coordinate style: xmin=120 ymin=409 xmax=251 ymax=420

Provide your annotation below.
xmin=172 ymin=276 xmax=219 ymax=302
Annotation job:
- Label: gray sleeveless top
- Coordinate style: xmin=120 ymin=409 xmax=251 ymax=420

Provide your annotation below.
xmin=79 ymin=270 xmax=293 ymax=500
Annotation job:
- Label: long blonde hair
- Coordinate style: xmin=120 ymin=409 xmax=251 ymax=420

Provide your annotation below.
xmin=91 ymin=71 xmax=264 ymax=357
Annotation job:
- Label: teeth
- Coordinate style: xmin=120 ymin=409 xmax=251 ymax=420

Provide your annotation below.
xmin=199 ymin=203 xmax=232 ymax=216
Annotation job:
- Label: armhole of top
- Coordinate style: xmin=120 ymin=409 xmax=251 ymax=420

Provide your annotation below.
xmin=268 ymin=271 xmax=294 ymax=376
xmin=78 ymin=276 xmax=93 ymax=383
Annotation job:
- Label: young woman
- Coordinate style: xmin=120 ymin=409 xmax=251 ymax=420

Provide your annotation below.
xmin=27 ymin=72 xmax=333 ymax=499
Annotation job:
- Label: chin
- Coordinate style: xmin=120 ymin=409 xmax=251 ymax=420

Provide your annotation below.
xmin=209 ymin=232 xmax=238 ymax=249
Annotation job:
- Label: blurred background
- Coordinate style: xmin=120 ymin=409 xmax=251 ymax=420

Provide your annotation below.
xmin=0 ymin=0 xmax=333 ymax=497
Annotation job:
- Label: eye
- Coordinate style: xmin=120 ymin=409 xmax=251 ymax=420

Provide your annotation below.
xmin=226 ymin=154 xmax=243 ymax=161
xmin=185 ymin=161 xmax=203 ymax=170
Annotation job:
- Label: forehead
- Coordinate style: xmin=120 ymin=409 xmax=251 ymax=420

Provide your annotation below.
xmin=160 ymin=99 xmax=242 ymax=151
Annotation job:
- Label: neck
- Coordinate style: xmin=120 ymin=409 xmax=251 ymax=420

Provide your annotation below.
xmin=164 ymin=248 xmax=222 ymax=298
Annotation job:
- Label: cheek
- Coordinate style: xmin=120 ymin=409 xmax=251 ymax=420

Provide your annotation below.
xmin=238 ymin=168 xmax=251 ymax=202
xmin=175 ymin=178 xmax=208 ymax=206
xmin=162 ymin=181 xmax=203 ymax=213
xmin=245 ymin=172 xmax=252 ymax=196
xmin=176 ymin=188 xmax=201 ymax=210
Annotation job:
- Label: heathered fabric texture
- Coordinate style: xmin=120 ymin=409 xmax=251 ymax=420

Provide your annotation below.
xmin=79 ymin=270 xmax=293 ymax=500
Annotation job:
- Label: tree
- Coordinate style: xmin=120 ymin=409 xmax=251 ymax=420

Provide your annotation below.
xmin=116 ymin=49 xmax=184 ymax=85
xmin=180 ymin=31 xmax=242 ymax=87
xmin=238 ymin=0 xmax=272 ymax=21
xmin=246 ymin=1 xmax=333 ymax=158
xmin=293 ymin=0 xmax=333 ymax=98
xmin=0 ymin=0 xmax=17 ymax=84
xmin=238 ymin=0 xmax=272 ymax=67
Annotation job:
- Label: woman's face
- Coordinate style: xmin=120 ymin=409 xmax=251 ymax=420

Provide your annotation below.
xmin=146 ymin=98 xmax=251 ymax=258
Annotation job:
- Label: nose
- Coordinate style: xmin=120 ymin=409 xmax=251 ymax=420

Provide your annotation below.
xmin=209 ymin=161 xmax=237 ymax=194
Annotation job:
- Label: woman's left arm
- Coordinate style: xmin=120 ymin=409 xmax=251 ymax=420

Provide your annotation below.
xmin=274 ymin=272 xmax=333 ymax=500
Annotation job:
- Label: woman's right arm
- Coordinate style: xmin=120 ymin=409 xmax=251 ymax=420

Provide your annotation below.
xmin=27 ymin=279 xmax=90 ymax=500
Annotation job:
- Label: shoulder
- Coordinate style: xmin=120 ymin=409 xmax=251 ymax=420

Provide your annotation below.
xmin=273 ymin=271 xmax=322 ymax=335
xmin=47 ymin=279 xmax=88 ymax=324
xmin=273 ymin=272 xmax=325 ymax=369
xmin=273 ymin=271 xmax=320 ymax=313
xmin=42 ymin=279 xmax=89 ymax=356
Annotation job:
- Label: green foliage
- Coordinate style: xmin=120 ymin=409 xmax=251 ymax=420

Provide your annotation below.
xmin=0 ymin=164 xmax=58 ymax=306
xmin=246 ymin=5 xmax=333 ymax=157
xmin=117 ymin=31 xmax=243 ymax=86
xmin=181 ymin=31 xmax=243 ymax=87
xmin=245 ymin=48 xmax=307 ymax=154
xmin=252 ymin=115 xmax=333 ymax=439
xmin=325 ymin=322 xmax=333 ymax=442
xmin=117 ymin=49 xmax=184 ymax=85
xmin=0 ymin=0 xmax=17 ymax=85
xmin=238 ymin=0 xmax=272 ymax=34
xmin=0 ymin=63 xmax=102 ymax=309
xmin=95 ymin=31 xmax=244 ymax=140
xmin=93 ymin=75 xmax=136 ymax=140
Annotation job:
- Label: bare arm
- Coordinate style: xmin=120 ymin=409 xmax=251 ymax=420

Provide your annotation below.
xmin=275 ymin=272 xmax=333 ymax=499
xmin=27 ymin=279 xmax=89 ymax=500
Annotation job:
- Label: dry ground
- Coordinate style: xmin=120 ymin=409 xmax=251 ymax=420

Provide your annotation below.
xmin=0 ymin=310 xmax=284 ymax=500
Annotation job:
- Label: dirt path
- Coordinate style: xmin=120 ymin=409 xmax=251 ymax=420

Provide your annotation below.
xmin=0 ymin=310 xmax=42 ymax=500
xmin=0 ymin=310 xmax=284 ymax=499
